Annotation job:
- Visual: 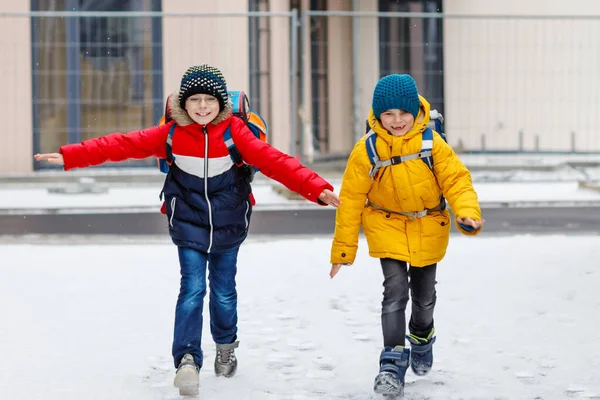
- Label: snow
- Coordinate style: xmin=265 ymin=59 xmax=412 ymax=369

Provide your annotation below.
xmin=1 ymin=235 xmax=599 ymax=399
xmin=469 ymin=165 xmax=600 ymax=183
xmin=0 ymin=183 xmax=297 ymax=212
xmin=470 ymin=181 xmax=600 ymax=203
xmin=1 ymin=181 xmax=600 ymax=212
xmin=457 ymin=153 xmax=600 ymax=168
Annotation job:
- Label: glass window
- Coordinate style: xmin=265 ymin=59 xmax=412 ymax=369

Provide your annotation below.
xmin=378 ymin=0 xmax=444 ymax=114
xmin=31 ymin=0 xmax=163 ymax=169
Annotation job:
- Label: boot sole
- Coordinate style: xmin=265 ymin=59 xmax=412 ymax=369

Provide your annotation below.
xmin=214 ymin=361 xmax=238 ymax=378
xmin=411 ymin=360 xmax=433 ymax=376
xmin=374 ymin=372 xmax=404 ymax=397
xmin=174 ymin=370 xmax=199 ymax=396
xmin=215 ymin=371 xmax=237 ymax=378
xmin=177 ymin=385 xmax=199 ymax=397
xmin=411 ymin=366 xmax=432 ymax=376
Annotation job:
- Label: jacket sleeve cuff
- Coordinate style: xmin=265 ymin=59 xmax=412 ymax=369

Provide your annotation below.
xmin=330 ymin=247 xmax=356 ymax=264
xmin=59 ymin=144 xmax=86 ymax=171
xmin=314 ymin=183 xmax=335 ymax=205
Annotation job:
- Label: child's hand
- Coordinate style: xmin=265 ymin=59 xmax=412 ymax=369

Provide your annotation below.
xmin=330 ymin=263 xmax=347 ymax=278
xmin=34 ymin=153 xmax=64 ymax=166
xmin=456 ymin=217 xmax=485 ymax=230
xmin=318 ymin=189 xmax=341 ymax=207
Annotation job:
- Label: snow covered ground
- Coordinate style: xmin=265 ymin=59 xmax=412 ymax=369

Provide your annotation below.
xmin=1 ymin=235 xmax=599 ymax=400
xmin=1 ymin=181 xmax=600 ymax=212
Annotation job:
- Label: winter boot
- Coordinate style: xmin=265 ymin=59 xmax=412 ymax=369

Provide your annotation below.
xmin=214 ymin=341 xmax=239 ymax=377
xmin=173 ymin=353 xmax=200 ymax=396
xmin=407 ymin=328 xmax=436 ymax=376
xmin=373 ymin=345 xmax=410 ymax=397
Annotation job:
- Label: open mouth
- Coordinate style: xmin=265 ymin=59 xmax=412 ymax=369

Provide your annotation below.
xmin=196 ymin=112 xmax=211 ymax=117
xmin=391 ymin=125 xmax=405 ymax=131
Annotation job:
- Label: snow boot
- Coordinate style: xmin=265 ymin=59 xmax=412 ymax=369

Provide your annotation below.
xmin=373 ymin=345 xmax=410 ymax=397
xmin=173 ymin=353 xmax=200 ymax=396
xmin=214 ymin=341 xmax=239 ymax=377
xmin=407 ymin=328 xmax=436 ymax=376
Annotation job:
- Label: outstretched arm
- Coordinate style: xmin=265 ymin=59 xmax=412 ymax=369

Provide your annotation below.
xmin=35 ymin=122 xmax=172 ymax=170
xmin=230 ymin=118 xmax=338 ymax=205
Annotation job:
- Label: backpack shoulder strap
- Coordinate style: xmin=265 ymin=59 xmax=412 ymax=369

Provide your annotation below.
xmin=421 ymin=127 xmax=434 ymax=170
xmin=165 ymin=123 xmax=177 ymax=165
xmin=223 ymin=124 xmax=244 ymax=166
xmin=429 ymin=109 xmax=447 ymax=143
xmin=434 ymin=119 xmax=446 ymax=142
xmin=365 ymin=130 xmax=381 ymax=178
xmin=365 ymin=128 xmax=437 ymax=178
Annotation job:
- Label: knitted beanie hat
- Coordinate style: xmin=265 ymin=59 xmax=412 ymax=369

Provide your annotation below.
xmin=371 ymin=74 xmax=420 ymax=119
xmin=178 ymin=64 xmax=228 ymax=111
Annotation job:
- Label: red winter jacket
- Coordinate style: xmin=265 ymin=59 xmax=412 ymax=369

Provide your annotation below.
xmin=59 ymin=99 xmax=333 ymax=252
xmin=60 ymin=113 xmax=333 ymax=205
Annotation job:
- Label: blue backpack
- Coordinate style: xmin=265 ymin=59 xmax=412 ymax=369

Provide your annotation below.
xmin=365 ymin=109 xmax=446 ymax=179
xmin=156 ymin=90 xmax=269 ymax=177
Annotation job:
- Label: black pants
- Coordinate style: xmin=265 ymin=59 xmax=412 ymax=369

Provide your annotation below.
xmin=380 ymin=258 xmax=437 ymax=348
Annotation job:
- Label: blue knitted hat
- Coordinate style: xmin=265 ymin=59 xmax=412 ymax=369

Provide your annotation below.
xmin=371 ymin=74 xmax=420 ymax=119
xmin=178 ymin=64 xmax=228 ymax=111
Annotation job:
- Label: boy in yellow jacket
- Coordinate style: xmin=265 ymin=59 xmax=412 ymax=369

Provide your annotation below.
xmin=329 ymin=74 xmax=484 ymax=397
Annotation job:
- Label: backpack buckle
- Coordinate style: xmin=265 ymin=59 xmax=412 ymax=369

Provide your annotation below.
xmin=368 ymin=166 xmax=378 ymax=178
xmin=389 ymin=156 xmax=402 ymax=165
xmin=414 ymin=209 xmax=428 ymax=219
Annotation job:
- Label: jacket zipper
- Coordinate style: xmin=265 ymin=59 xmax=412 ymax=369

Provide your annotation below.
xmin=244 ymin=200 xmax=250 ymax=230
xmin=203 ymin=126 xmax=214 ymax=253
xmin=169 ymin=197 xmax=177 ymax=227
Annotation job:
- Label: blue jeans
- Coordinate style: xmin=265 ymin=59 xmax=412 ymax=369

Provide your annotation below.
xmin=172 ymin=246 xmax=239 ymax=369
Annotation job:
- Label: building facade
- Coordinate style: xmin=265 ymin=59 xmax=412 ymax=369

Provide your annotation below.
xmin=1 ymin=0 xmax=598 ymax=173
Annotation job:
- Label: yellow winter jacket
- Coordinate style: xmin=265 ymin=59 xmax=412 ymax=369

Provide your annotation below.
xmin=330 ymin=95 xmax=481 ymax=267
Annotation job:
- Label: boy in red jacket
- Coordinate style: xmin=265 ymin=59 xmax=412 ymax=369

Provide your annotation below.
xmin=35 ymin=64 xmax=340 ymax=396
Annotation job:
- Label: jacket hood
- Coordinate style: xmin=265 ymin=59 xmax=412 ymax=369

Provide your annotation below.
xmin=367 ymin=94 xmax=431 ymax=145
xmin=168 ymin=89 xmax=232 ymax=127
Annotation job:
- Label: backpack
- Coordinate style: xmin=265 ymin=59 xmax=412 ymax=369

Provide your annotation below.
xmin=156 ymin=91 xmax=268 ymax=178
xmin=365 ymin=109 xmax=448 ymax=216
xmin=365 ymin=109 xmax=446 ymax=179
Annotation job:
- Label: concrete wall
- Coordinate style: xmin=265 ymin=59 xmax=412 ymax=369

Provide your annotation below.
xmin=267 ymin=0 xmax=293 ymax=154
xmin=162 ymin=1 xmax=250 ymax=107
xmin=444 ymin=0 xmax=600 ymax=152
xmin=0 ymin=3 xmax=33 ymax=173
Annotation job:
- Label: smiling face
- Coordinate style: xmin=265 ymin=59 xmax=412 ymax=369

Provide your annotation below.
xmin=379 ymin=109 xmax=415 ymax=136
xmin=185 ymin=93 xmax=220 ymax=125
